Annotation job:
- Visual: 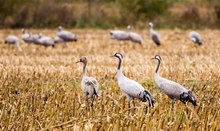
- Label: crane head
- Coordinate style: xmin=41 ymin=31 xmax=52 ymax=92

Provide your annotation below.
xmin=111 ymin=52 xmax=123 ymax=60
xmin=152 ymin=55 xmax=161 ymax=61
xmin=76 ymin=57 xmax=87 ymax=64
xmin=57 ymin=26 xmax=63 ymax=31
xmin=148 ymin=22 xmax=153 ymax=28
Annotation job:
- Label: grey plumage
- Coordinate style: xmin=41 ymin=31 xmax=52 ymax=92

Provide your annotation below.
xmin=30 ymin=34 xmax=54 ymax=47
xmin=21 ymin=29 xmax=32 ymax=43
xmin=109 ymin=30 xmax=130 ymax=41
xmin=110 ymin=25 xmax=143 ymax=44
xmin=112 ymin=53 xmax=154 ymax=107
xmin=189 ymin=31 xmax=202 ymax=45
xmin=5 ymin=35 xmax=19 ymax=44
xmin=37 ymin=35 xmax=55 ymax=47
xmin=76 ymin=57 xmax=99 ymax=106
xmin=127 ymin=25 xmax=143 ymax=44
xmin=149 ymin=22 xmax=161 ymax=46
xmin=5 ymin=35 xmax=22 ymax=51
xmin=21 ymin=29 xmax=55 ymax=47
xmin=152 ymin=35 xmax=160 ymax=46
xmin=54 ymin=36 xmax=65 ymax=44
xmin=152 ymin=55 xmax=197 ymax=107
xmin=31 ymin=33 xmax=42 ymax=44
xmin=57 ymin=26 xmax=77 ymax=42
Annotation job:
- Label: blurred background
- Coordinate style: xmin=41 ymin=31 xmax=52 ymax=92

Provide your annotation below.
xmin=0 ymin=0 xmax=220 ymax=29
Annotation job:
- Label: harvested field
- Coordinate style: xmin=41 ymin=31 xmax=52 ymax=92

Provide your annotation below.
xmin=0 ymin=29 xmax=219 ymax=130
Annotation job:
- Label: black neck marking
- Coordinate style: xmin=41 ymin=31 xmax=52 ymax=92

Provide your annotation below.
xmin=155 ymin=58 xmax=161 ymax=73
xmin=116 ymin=56 xmax=122 ymax=70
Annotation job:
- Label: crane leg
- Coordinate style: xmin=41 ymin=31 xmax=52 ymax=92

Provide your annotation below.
xmin=62 ymin=42 xmax=68 ymax=48
xmin=126 ymin=101 xmax=131 ymax=114
xmin=132 ymin=99 xmax=135 ymax=107
xmin=132 ymin=98 xmax=136 ymax=111
xmin=171 ymin=99 xmax=175 ymax=111
xmin=91 ymin=96 xmax=95 ymax=107
xmin=145 ymin=106 xmax=149 ymax=113
xmin=125 ymin=95 xmax=131 ymax=109
xmin=85 ymin=94 xmax=89 ymax=111
xmin=184 ymin=103 xmax=189 ymax=114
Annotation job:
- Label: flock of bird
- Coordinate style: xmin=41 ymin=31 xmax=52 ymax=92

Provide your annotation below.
xmin=75 ymin=23 xmax=200 ymax=110
xmin=4 ymin=26 xmax=77 ymax=51
xmin=77 ymin=53 xmax=197 ymax=111
xmin=4 ymin=22 xmax=200 ymax=111
xmin=110 ymin=22 xmax=202 ymax=46
xmin=4 ymin=22 xmax=203 ymax=52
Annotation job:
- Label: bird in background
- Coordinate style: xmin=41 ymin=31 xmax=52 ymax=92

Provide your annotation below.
xmin=109 ymin=28 xmax=130 ymax=42
xmin=56 ymin=26 xmax=77 ymax=44
xmin=21 ymin=28 xmax=42 ymax=45
xmin=21 ymin=28 xmax=58 ymax=47
xmin=127 ymin=25 xmax=143 ymax=44
xmin=37 ymin=35 xmax=55 ymax=47
xmin=54 ymin=36 xmax=65 ymax=44
xmin=29 ymin=33 xmax=42 ymax=45
xmin=152 ymin=55 xmax=197 ymax=111
xmin=76 ymin=57 xmax=99 ymax=107
xmin=21 ymin=28 xmax=33 ymax=44
xmin=148 ymin=22 xmax=161 ymax=46
xmin=111 ymin=53 xmax=154 ymax=109
xmin=28 ymin=33 xmax=55 ymax=47
xmin=189 ymin=31 xmax=202 ymax=45
xmin=5 ymin=35 xmax=22 ymax=52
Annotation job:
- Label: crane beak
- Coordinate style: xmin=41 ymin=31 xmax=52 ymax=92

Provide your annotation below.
xmin=76 ymin=61 xmax=80 ymax=63
xmin=151 ymin=57 xmax=155 ymax=60
xmin=110 ymin=55 xmax=115 ymax=58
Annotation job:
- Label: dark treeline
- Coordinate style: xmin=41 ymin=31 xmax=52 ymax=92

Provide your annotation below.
xmin=0 ymin=0 xmax=220 ymax=29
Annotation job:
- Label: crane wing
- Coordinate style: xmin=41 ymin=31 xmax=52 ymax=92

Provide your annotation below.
xmin=158 ymin=79 xmax=188 ymax=99
xmin=118 ymin=78 xmax=144 ymax=98
xmin=82 ymin=77 xmax=99 ymax=97
xmin=152 ymin=34 xmax=160 ymax=45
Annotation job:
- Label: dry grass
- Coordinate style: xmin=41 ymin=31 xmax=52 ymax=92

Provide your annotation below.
xmin=0 ymin=29 xmax=220 ymax=130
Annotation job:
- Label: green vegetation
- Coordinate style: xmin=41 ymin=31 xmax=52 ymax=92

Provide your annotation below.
xmin=0 ymin=0 xmax=220 ymax=29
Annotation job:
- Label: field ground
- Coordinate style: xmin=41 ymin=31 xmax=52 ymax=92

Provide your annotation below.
xmin=0 ymin=29 xmax=220 ymax=130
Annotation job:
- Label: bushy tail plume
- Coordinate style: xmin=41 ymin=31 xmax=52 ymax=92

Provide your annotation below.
xmin=93 ymin=87 xmax=98 ymax=97
xmin=142 ymin=90 xmax=155 ymax=107
xmin=180 ymin=91 xmax=197 ymax=106
xmin=188 ymin=91 xmax=197 ymax=106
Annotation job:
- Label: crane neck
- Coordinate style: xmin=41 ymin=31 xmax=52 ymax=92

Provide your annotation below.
xmin=117 ymin=57 xmax=122 ymax=70
xmin=155 ymin=59 xmax=161 ymax=74
xmin=150 ymin=27 xmax=154 ymax=33
xmin=117 ymin=68 xmax=125 ymax=82
xmin=117 ymin=58 xmax=125 ymax=80
xmin=127 ymin=28 xmax=131 ymax=32
xmin=82 ymin=61 xmax=87 ymax=76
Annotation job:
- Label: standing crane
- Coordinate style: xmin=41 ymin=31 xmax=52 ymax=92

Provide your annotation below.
xmin=76 ymin=57 xmax=99 ymax=107
xmin=112 ymin=53 xmax=154 ymax=109
xmin=152 ymin=55 xmax=197 ymax=111
xmin=149 ymin=22 xmax=161 ymax=46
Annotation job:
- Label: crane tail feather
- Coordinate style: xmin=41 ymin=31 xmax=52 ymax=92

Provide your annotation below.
xmin=94 ymin=87 xmax=98 ymax=97
xmin=180 ymin=91 xmax=197 ymax=106
xmin=143 ymin=90 xmax=155 ymax=107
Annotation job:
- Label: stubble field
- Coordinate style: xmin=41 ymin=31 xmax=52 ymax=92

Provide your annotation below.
xmin=0 ymin=29 xmax=220 ymax=130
